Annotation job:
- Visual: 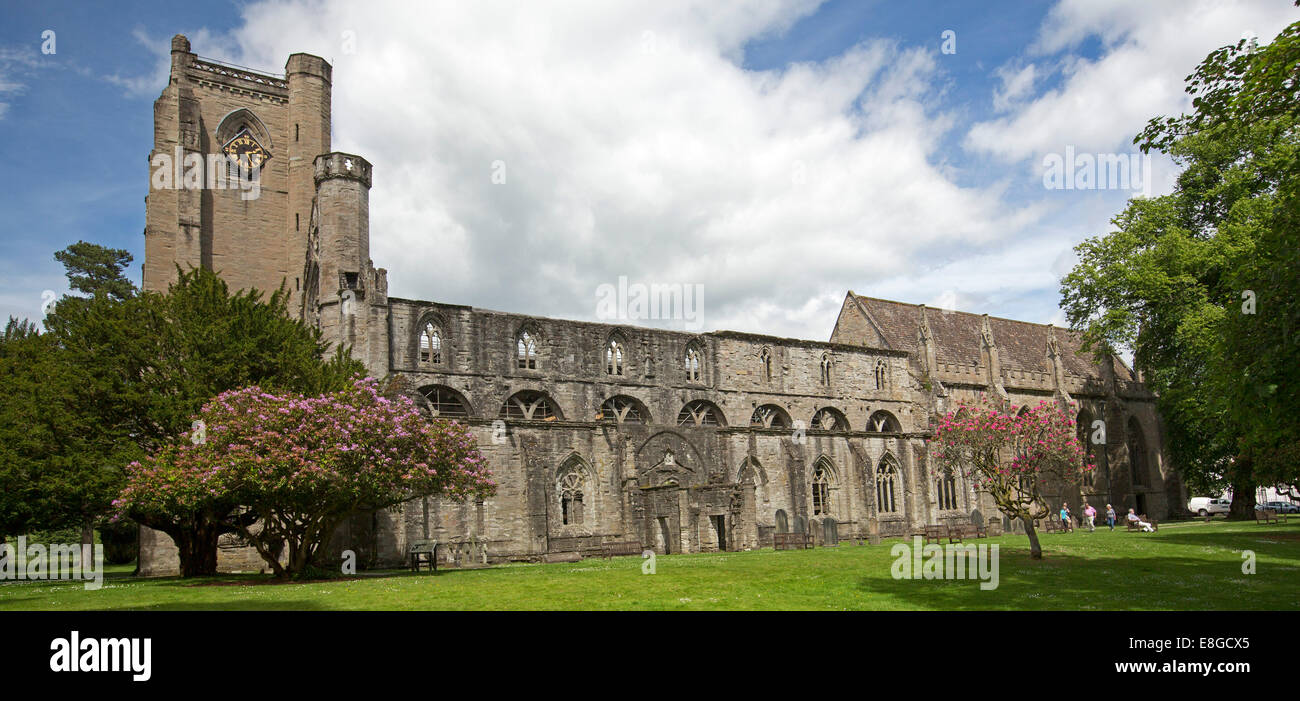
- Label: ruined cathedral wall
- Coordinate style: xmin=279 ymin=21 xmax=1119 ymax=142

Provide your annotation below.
xmin=379 ymin=299 xmax=929 ymax=558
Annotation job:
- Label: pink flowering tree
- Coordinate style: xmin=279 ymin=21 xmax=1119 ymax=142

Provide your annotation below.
xmin=928 ymin=397 xmax=1092 ymax=559
xmin=117 ymin=377 xmax=494 ymax=578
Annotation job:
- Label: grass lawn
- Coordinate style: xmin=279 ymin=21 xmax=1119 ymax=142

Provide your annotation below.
xmin=2 ymin=519 xmax=1298 ymax=611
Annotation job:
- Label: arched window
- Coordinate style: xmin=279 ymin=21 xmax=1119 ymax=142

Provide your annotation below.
xmin=937 ymin=469 xmax=958 ymax=510
xmin=775 ymin=509 xmax=789 ymax=533
xmin=1077 ymin=409 xmax=1094 ymax=487
xmin=598 ymin=395 xmax=648 ymax=424
xmin=516 ymin=329 xmax=538 ymax=370
xmin=417 ymin=385 xmax=471 ymax=419
xmin=820 ymin=353 xmax=832 ymax=386
xmin=557 ymin=464 xmax=588 ymax=526
xmin=876 ymin=456 xmax=899 ymax=513
xmin=760 ymin=347 xmax=772 ymax=382
xmin=418 ymin=321 xmax=442 ymax=365
xmin=812 ymin=462 xmax=834 ymax=515
xmin=678 ymin=399 xmax=725 ymax=427
xmin=811 ymin=407 xmax=849 ymax=431
xmin=750 ymin=404 xmax=791 ymax=429
xmin=1127 ymin=417 xmax=1149 ymax=486
xmin=499 ymin=390 xmax=561 ymax=421
xmin=685 ymin=343 xmax=702 ymax=382
xmin=874 ymin=360 xmax=888 ymax=390
xmin=605 ymin=336 xmax=625 ymax=375
xmin=868 ymin=410 xmax=901 ymax=433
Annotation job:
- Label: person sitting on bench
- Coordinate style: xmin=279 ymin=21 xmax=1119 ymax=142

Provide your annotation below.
xmin=1127 ymin=508 xmax=1155 ymax=532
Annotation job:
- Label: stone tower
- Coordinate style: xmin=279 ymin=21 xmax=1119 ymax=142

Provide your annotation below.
xmin=142 ymin=34 xmax=331 ymax=317
xmin=307 ymin=152 xmax=390 ymax=375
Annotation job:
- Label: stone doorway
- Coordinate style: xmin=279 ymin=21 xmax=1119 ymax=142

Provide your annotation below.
xmin=711 ymin=515 xmax=727 ymax=551
xmin=657 ymin=517 xmax=673 ymax=554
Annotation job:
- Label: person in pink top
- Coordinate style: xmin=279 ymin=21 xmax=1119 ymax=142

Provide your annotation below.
xmin=1083 ymin=503 xmax=1097 ymax=532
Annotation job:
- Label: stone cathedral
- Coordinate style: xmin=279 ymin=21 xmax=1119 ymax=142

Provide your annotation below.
xmin=138 ymin=37 xmax=1181 ymax=575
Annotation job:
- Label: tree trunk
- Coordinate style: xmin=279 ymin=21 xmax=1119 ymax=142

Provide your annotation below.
xmin=173 ymin=525 xmax=220 ymax=577
xmin=1021 ymin=516 xmax=1042 ymax=559
xmin=80 ymin=521 xmax=94 ymax=548
xmin=1228 ymin=456 xmax=1257 ymax=520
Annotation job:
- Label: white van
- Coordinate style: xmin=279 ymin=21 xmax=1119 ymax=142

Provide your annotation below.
xmin=1187 ymin=497 xmax=1231 ymax=517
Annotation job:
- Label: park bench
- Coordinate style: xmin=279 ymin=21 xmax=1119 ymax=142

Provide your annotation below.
xmin=408 ymin=539 xmax=438 ymax=573
xmin=1125 ymin=515 xmax=1159 ymax=532
xmin=602 ymin=540 xmax=644 ymax=558
xmin=1042 ymin=519 xmax=1064 ymax=534
xmin=774 ymin=533 xmax=815 ymax=550
xmin=922 ymin=525 xmax=947 ymax=545
xmin=1255 ymin=509 xmax=1285 ymax=525
xmin=947 ymin=524 xmax=968 ymax=543
xmin=952 ymin=522 xmax=988 ymax=540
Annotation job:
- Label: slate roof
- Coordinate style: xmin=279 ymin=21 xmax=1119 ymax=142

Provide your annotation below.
xmin=847 ymin=294 xmax=1134 ymax=382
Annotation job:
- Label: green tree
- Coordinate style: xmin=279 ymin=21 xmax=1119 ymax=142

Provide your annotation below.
xmin=3 ymin=241 xmax=366 ymax=574
xmin=52 ymin=241 xmax=137 ymax=300
xmin=1061 ymin=19 xmax=1300 ymax=517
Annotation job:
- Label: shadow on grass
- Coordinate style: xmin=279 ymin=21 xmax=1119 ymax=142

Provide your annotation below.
xmin=856 ymin=549 xmax=1291 ymax=611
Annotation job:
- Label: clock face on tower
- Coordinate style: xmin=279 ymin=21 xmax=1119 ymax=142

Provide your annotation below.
xmin=222 ymin=128 xmax=269 ymax=171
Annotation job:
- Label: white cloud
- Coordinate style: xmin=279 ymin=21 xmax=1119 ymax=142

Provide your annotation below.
xmin=967 ymin=0 xmax=1298 ymax=163
xmin=182 ymin=0 xmax=1046 ymax=340
xmin=0 ymin=47 xmax=36 ymax=121
xmin=992 ymin=62 xmax=1037 ymax=113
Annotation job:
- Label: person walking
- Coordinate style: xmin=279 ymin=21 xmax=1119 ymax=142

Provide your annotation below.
xmin=1060 ymin=502 xmax=1073 ymax=532
xmin=1083 ymin=503 xmax=1097 ymax=532
xmin=1105 ymin=504 xmax=1117 ymax=531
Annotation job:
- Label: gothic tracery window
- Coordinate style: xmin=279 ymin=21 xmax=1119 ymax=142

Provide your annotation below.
xmin=606 ymin=337 xmax=624 ymax=375
xmin=598 ymin=395 xmax=647 ymax=424
xmin=418 ymin=385 xmax=470 ymax=419
xmin=868 ymin=410 xmax=901 ymax=433
xmin=516 ymin=329 xmax=538 ymax=370
xmin=1127 ymin=417 xmax=1149 ymax=487
xmin=499 ymin=390 xmax=559 ymax=421
xmin=812 ymin=463 xmax=833 ymax=516
xmin=678 ymin=399 xmax=724 ymax=426
xmin=876 ymin=457 xmax=898 ymax=513
xmin=811 ymin=407 xmax=848 ymax=431
xmin=685 ymin=344 xmax=702 ymax=382
xmin=750 ymin=404 xmax=791 ymax=429
xmin=419 ymin=321 xmax=441 ymax=365
xmin=1078 ymin=409 xmax=1094 ymax=487
xmin=557 ymin=469 xmax=586 ymax=526
xmin=937 ymin=469 xmax=958 ymax=510
xmin=874 ymin=360 xmax=888 ymax=390
xmin=820 ymin=353 xmax=832 ymax=386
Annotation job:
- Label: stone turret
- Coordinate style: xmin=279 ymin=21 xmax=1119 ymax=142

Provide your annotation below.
xmin=313 ymin=152 xmax=389 ymax=376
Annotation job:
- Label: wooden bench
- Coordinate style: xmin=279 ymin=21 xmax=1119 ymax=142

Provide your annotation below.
xmin=1125 ymin=515 xmax=1159 ymax=532
xmin=602 ymin=540 xmax=644 ymax=558
xmin=408 ymin=540 xmax=438 ymax=572
xmin=774 ymin=533 xmax=815 ymax=550
xmin=1256 ymin=509 xmax=1286 ymax=525
xmin=1042 ymin=519 xmax=1064 ymax=534
xmin=923 ymin=525 xmax=947 ymax=545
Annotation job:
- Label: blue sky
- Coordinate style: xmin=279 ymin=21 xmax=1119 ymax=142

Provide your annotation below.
xmin=1 ymin=1 xmax=1296 ymax=340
